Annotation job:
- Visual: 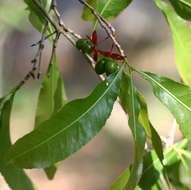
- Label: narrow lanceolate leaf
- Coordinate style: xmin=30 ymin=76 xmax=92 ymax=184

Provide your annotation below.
xmin=35 ymin=53 xmax=66 ymax=128
xmin=0 ymin=95 xmax=35 ymax=190
xmin=82 ymin=0 xmax=132 ymax=21
xmin=35 ymin=53 xmax=66 ymax=179
xmin=137 ymin=93 xmax=164 ymax=163
xmin=6 ymin=67 xmax=123 ymax=169
xmin=169 ymin=0 xmax=191 ymax=20
xmin=120 ymin=73 xmax=164 ymax=162
xmin=142 ymin=72 xmax=191 ymax=140
xmin=119 ymin=73 xmax=146 ymax=190
xmin=154 ymin=0 xmax=191 ymax=85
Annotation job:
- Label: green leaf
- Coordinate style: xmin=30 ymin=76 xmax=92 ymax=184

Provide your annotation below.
xmin=0 ymin=95 xmax=35 ymax=190
xmin=154 ymin=0 xmax=191 ymax=85
xmin=169 ymin=0 xmax=191 ymax=20
xmin=120 ymin=73 xmax=164 ymax=162
xmin=35 ymin=53 xmax=66 ymax=127
xmin=24 ymin=0 xmax=53 ymax=33
xmin=111 ymin=168 xmax=131 ymax=190
xmin=6 ymin=67 xmax=123 ymax=169
xmin=137 ymin=93 xmax=164 ymax=163
xmin=82 ymin=0 xmax=132 ymax=21
xmin=119 ymin=73 xmax=146 ymax=190
xmin=166 ymin=161 xmax=190 ymax=190
xmin=35 ymin=53 xmax=66 ymax=179
xmin=142 ymin=72 xmax=191 ymax=140
xmin=139 ymin=139 xmax=188 ymax=189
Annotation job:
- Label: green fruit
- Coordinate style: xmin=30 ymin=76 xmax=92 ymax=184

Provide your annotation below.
xmin=95 ymin=58 xmax=107 ymax=74
xmin=105 ymin=60 xmax=119 ymax=76
xmin=76 ymin=39 xmax=93 ymax=54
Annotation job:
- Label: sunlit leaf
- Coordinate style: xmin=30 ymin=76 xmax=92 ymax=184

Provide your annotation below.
xmin=142 ymin=72 xmax=191 ymax=140
xmin=154 ymin=0 xmax=191 ymax=85
xmin=6 ymin=66 xmax=123 ymax=168
xmin=120 ymin=73 xmax=164 ymax=162
xmin=82 ymin=0 xmax=132 ymax=22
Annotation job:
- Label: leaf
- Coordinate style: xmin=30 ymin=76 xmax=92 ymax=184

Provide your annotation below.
xmin=82 ymin=0 xmax=132 ymax=21
xmin=35 ymin=53 xmax=66 ymax=179
xmin=6 ymin=67 xmax=123 ymax=169
xmin=154 ymin=0 xmax=191 ymax=85
xmin=120 ymin=73 xmax=164 ymax=162
xmin=166 ymin=161 xmax=190 ymax=190
xmin=111 ymin=168 xmax=130 ymax=190
xmin=0 ymin=95 xmax=35 ymax=190
xmin=24 ymin=0 xmax=53 ymax=33
xmin=119 ymin=73 xmax=146 ymax=190
xmin=35 ymin=53 xmax=66 ymax=127
xmin=142 ymin=72 xmax=191 ymax=140
xmin=139 ymin=139 xmax=188 ymax=189
xmin=169 ymin=0 xmax=191 ymax=20
xmin=137 ymin=93 xmax=164 ymax=163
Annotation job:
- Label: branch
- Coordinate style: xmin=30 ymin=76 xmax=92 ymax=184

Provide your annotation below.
xmin=78 ymin=0 xmax=125 ymax=57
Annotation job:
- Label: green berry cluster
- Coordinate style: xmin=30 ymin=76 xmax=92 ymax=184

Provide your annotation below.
xmin=95 ymin=57 xmax=119 ymax=76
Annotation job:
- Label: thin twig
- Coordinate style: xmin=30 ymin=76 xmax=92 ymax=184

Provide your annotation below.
xmin=78 ymin=0 xmax=125 ymax=57
xmin=51 ymin=0 xmax=81 ymax=39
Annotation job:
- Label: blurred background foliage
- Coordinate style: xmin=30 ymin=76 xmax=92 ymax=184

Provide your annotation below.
xmin=0 ymin=0 xmax=183 ymax=189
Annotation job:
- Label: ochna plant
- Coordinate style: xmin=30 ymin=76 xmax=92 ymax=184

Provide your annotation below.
xmin=1 ymin=0 xmax=191 ymax=189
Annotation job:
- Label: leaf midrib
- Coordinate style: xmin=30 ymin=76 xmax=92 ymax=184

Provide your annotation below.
xmin=179 ymin=0 xmax=191 ymax=8
xmin=143 ymin=72 xmax=191 ymax=112
xmin=8 ymin=68 xmax=122 ymax=163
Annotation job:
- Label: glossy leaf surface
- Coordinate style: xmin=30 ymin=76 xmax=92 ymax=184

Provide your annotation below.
xmin=6 ymin=67 xmax=123 ymax=168
xmin=35 ymin=52 xmax=66 ymax=179
xmin=143 ymin=72 xmax=191 ymax=140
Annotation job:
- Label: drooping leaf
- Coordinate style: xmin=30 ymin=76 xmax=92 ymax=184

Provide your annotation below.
xmin=82 ymin=0 xmax=132 ymax=22
xmin=137 ymin=93 xmax=164 ymax=163
xmin=35 ymin=52 xmax=66 ymax=179
xmin=6 ymin=67 xmax=123 ymax=169
xmin=120 ymin=73 xmax=164 ymax=163
xmin=169 ymin=0 xmax=191 ymax=20
xmin=142 ymin=72 xmax=191 ymax=140
xmin=154 ymin=0 xmax=191 ymax=85
xmin=0 ymin=95 xmax=35 ymax=190
xmin=35 ymin=53 xmax=66 ymax=128
xmin=119 ymin=73 xmax=146 ymax=190
xmin=36 ymin=52 xmax=66 ymax=179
